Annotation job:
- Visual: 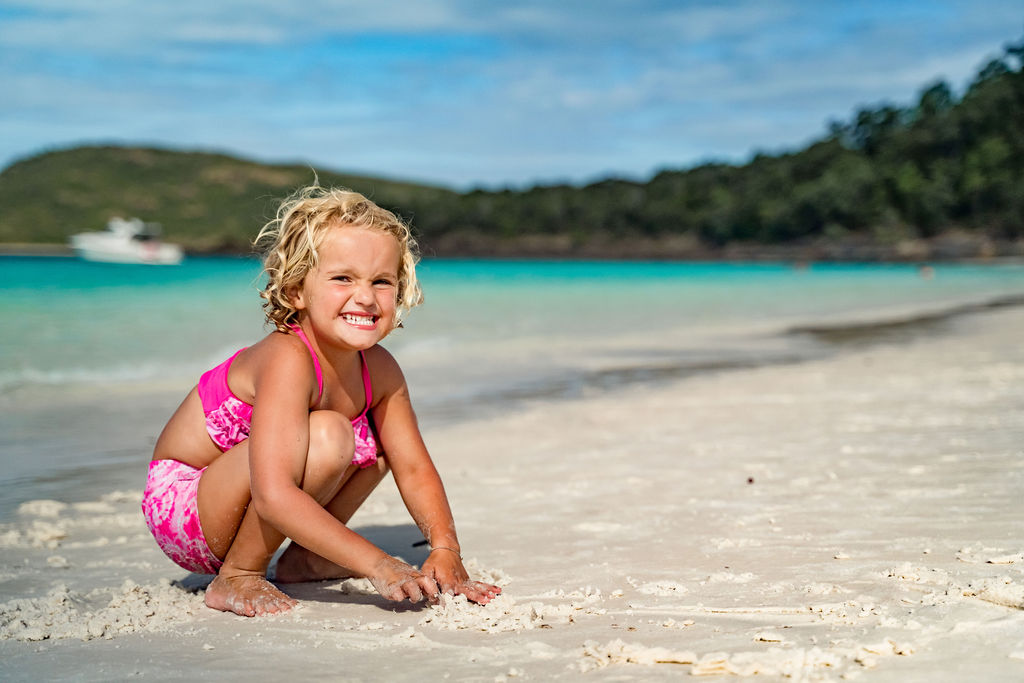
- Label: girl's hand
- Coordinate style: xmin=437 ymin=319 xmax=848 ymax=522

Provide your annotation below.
xmin=367 ymin=555 xmax=440 ymax=604
xmin=421 ymin=548 xmax=502 ymax=605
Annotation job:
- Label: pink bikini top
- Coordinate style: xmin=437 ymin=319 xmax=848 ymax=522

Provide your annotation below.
xmin=197 ymin=325 xmax=378 ymax=468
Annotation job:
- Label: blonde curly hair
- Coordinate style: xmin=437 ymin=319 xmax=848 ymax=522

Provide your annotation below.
xmin=255 ymin=185 xmax=423 ymax=331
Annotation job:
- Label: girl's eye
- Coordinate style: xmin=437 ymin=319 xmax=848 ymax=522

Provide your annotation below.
xmin=332 ymin=275 xmax=352 ymax=283
xmin=374 ymin=279 xmax=395 ymax=287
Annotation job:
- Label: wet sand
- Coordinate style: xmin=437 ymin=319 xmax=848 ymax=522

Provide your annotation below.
xmin=2 ymin=306 xmax=1023 ymax=681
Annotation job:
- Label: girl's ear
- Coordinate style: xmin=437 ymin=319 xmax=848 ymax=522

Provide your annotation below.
xmin=286 ymin=284 xmax=306 ymax=310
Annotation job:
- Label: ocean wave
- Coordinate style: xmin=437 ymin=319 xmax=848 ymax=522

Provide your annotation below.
xmin=0 ymin=360 xmax=201 ymax=394
xmin=0 ymin=340 xmax=262 ymax=395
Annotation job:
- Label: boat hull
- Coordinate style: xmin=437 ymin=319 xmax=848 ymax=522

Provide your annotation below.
xmin=70 ymin=242 xmax=184 ymax=265
xmin=69 ymin=219 xmax=184 ymax=265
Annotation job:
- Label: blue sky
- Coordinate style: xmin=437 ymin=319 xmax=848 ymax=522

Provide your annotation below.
xmin=1 ymin=1 xmax=1021 ymax=189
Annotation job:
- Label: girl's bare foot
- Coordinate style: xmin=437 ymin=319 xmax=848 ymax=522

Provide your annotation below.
xmin=204 ymin=572 xmax=297 ymax=617
xmin=274 ymin=542 xmax=354 ymax=583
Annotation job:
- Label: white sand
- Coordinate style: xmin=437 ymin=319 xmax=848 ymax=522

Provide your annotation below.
xmin=2 ymin=306 xmax=1024 ymax=681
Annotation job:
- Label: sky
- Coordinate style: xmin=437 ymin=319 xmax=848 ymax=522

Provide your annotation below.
xmin=0 ymin=1 xmax=1021 ymax=190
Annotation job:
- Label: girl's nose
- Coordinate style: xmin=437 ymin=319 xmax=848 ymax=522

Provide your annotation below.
xmin=353 ymin=282 xmax=375 ymax=305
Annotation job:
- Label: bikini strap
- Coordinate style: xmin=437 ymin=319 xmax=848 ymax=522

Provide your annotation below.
xmin=357 ymin=350 xmax=373 ymax=417
xmin=288 ymin=325 xmax=324 ymax=402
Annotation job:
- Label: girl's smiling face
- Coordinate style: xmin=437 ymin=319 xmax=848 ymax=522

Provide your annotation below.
xmin=291 ymin=224 xmax=401 ymax=351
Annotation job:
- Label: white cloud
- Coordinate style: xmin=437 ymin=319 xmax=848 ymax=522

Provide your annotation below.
xmin=0 ymin=0 xmax=1021 ymax=186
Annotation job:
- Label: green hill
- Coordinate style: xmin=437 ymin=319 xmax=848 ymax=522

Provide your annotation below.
xmin=0 ymin=146 xmax=458 ymax=252
xmin=1 ymin=36 xmax=1022 ymax=260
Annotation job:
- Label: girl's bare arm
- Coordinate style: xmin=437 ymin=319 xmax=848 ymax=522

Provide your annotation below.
xmin=369 ymin=347 xmax=502 ymax=603
xmin=246 ymin=337 xmax=437 ymax=601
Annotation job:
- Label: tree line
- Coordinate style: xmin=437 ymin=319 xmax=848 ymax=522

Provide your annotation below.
xmin=402 ymin=36 xmax=1024 ymax=257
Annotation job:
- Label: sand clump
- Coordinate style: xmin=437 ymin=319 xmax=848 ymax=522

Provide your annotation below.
xmin=420 ymin=585 xmax=604 ymax=633
xmin=885 ymin=559 xmax=1024 ymax=610
xmin=964 ymin=577 xmax=1024 ymax=610
xmin=577 ymin=637 xmax=914 ymax=676
xmin=628 ymin=576 xmax=690 ymax=596
xmin=1 ymin=490 xmax=204 ymax=644
xmin=1 ymin=579 xmax=204 ymax=642
xmin=1 ymin=492 xmax=142 ymax=550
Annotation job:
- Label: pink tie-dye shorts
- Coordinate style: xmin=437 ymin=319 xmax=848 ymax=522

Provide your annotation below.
xmin=142 ymin=459 xmax=223 ymax=575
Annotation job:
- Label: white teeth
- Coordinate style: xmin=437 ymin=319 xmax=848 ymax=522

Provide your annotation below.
xmin=343 ymin=313 xmax=374 ymax=325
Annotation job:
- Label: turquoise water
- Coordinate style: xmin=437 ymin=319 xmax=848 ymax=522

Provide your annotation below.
xmin=2 ymin=256 xmax=264 ymax=391
xmin=3 ymin=254 xmax=1024 ymax=518
xmin=5 ymin=255 xmax=1024 ymax=403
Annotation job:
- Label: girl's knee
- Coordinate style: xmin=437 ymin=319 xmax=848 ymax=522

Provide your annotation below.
xmin=306 ymin=411 xmax=355 ymax=481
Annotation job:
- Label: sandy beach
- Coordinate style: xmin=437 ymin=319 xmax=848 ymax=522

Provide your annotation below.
xmin=2 ymin=304 xmax=1023 ymax=681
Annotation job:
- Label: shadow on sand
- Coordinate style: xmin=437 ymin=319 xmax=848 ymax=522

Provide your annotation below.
xmin=175 ymin=523 xmax=432 ymax=612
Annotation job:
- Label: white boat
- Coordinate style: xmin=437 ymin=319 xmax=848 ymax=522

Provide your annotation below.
xmin=69 ymin=217 xmax=183 ymax=265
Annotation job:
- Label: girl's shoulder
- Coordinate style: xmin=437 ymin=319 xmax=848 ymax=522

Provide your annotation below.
xmin=249 ymin=328 xmax=314 ymax=359
xmin=244 ymin=330 xmax=321 ymax=393
xmin=362 ymin=344 xmax=407 ymax=399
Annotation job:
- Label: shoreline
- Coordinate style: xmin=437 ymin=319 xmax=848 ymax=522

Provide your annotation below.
xmin=787 ymin=292 xmax=1024 ymax=343
xmin=3 ymin=289 xmax=1021 ymax=523
xmin=3 ymin=287 xmax=1021 ymax=429
xmin=409 ymin=290 xmax=1024 ymax=425
xmin=4 ymin=241 xmax=1024 ymax=265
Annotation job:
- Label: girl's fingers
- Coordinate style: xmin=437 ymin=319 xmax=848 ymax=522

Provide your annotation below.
xmin=468 ymin=581 xmax=501 ymax=596
xmin=394 ymin=575 xmax=440 ymax=603
xmin=402 ymin=580 xmax=424 ymax=603
xmin=386 ymin=573 xmax=500 ymax=604
xmin=455 ymin=580 xmax=501 ymax=604
xmin=436 ymin=574 xmax=458 ymax=594
xmin=417 ymin=575 xmax=440 ymax=602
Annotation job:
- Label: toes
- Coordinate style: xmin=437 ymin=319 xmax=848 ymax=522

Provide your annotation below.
xmin=252 ymin=594 xmax=293 ymax=616
xmin=257 ymin=600 xmax=281 ymax=615
xmin=236 ymin=598 xmax=256 ymax=617
xmin=208 ymin=575 xmax=296 ymax=617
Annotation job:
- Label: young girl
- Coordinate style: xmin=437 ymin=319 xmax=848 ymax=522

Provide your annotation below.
xmin=142 ymin=185 xmax=501 ymax=617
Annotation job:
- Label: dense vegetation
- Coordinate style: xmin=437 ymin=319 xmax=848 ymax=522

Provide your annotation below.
xmin=1 ymin=37 xmax=1021 ymax=260
xmin=0 ymin=147 xmax=459 ymax=252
